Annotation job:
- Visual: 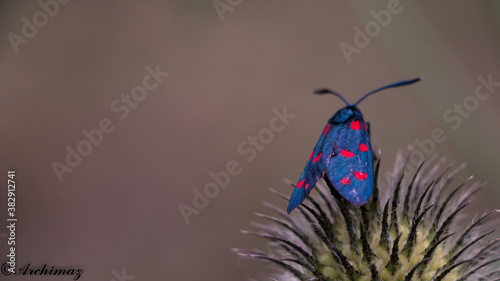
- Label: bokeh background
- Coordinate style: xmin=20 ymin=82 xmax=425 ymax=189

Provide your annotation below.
xmin=1 ymin=1 xmax=500 ymax=280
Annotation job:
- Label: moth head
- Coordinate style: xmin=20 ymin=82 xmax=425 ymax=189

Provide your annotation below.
xmin=332 ymin=106 xmax=361 ymax=123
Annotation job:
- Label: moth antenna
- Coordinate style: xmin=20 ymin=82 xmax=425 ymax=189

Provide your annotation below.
xmin=314 ymin=88 xmax=351 ymax=106
xmin=354 ymin=78 xmax=421 ymax=106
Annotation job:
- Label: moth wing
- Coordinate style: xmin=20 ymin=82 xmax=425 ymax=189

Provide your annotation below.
xmin=287 ymin=123 xmax=341 ymax=213
xmin=326 ymin=118 xmax=374 ymax=206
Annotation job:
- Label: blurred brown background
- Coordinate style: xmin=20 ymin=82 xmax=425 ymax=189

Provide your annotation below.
xmin=1 ymin=1 xmax=500 ymax=280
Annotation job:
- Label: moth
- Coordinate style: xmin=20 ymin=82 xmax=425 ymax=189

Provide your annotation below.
xmin=287 ymin=78 xmax=421 ymax=213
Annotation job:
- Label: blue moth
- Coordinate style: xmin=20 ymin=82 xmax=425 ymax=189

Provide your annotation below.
xmin=287 ymin=78 xmax=421 ymax=213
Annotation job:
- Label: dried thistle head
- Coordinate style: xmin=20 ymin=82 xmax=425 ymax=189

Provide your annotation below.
xmin=234 ymin=151 xmax=500 ymax=280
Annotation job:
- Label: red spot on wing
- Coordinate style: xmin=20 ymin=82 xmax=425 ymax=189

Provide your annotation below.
xmin=305 ymin=183 xmax=310 ymax=189
xmin=359 ymin=143 xmax=369 ymax=152
xmin=350 ymin=120 xmax=361 ymax=130
xmin=297 ymin=179 xmax=305 ymax=189
xmin=313 ymin=152 xmax=322 ymax=163
xmin=323 ymin=124 xmax=330 ymax=135
xmin=309 ymin=150 xmax=314 ymax=160
xmin=340 ymin=178 xmax=351 ymax=185
xmin=354 ymin=171 xmax=368 ymax=180
xmin=363 ymin=122 xmax=367 ymax=131
xmin=340 ymin=149 xmax=354 ymax=157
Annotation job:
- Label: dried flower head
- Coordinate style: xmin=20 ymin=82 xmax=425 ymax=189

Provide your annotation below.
xmin=234 ymin=151 xmax=500 ymax=280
